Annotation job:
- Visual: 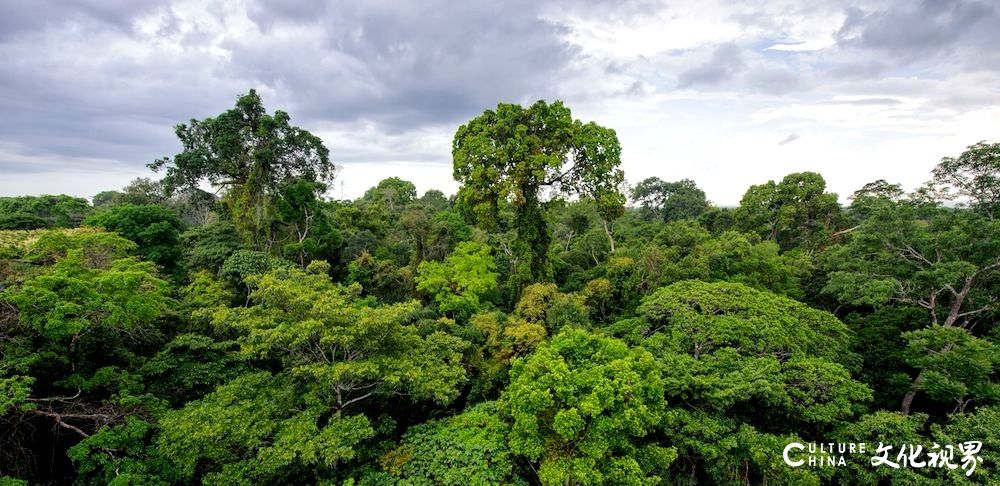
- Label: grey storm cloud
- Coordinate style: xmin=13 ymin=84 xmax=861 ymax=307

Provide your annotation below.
xmin=0 ymin=0 xmax=170 ymax=40
xmin=2 ymin=0 xmax=1000 ymax=198
xmin=835 ymin=0 xmax=999 ymax=62
xmin=0 ymin=0 xmax=585 ymax=177
xmin=676 ymin=43 xmax=746 ymax=88
xmin=232 ymin=0 xmax=579 ymax=131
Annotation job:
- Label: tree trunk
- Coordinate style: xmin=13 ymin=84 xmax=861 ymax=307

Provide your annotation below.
xmin=901 ymin=276 xmax=974 ymax=414
xmin=942 ymin=277 xmax=972 ymax=327
xmin=602 ymin=219 xmax=615 ymax=253
xmin=900 ymin=385 xmax=918 ymax=416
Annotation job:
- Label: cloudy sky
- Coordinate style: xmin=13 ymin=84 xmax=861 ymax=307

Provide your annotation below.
xmin=1 ymin=0 xmax=999 ymax=205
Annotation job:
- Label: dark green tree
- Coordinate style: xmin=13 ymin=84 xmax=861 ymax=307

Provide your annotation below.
xmin=362 ymin=177 xmax=418 ymax=214
xmin=452 ymin=100 xmax=624 ymax=285
xmin=179 ymin=221 xmax=243 ymax=273
xmin=822 ymin=194 xmax=1000 ymax=414
xmin=736 ymin=172 xmax=842 ymax=250
xmin=0 ymin=195 xmax=91 ymax=230
xmin=932 ymin=141 xmax=1000 ymax=220
xmin=616 ymin=280 xmax=871 ymax=484
xmin=274 ymin=179 xmax=338 ymax=267
xmin=84 ymin=204 xmax=184 ymax=272
xmin=157 ymin=262 xmax=467 ymax=484
xmin=150 ymin=90 xmax=335 ymax=249
xmin=631 ymin=177 xmax=709 ymax=222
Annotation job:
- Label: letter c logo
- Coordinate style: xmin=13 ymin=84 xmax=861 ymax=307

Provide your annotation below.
xmin=784 ymin=442 xmax=805 ymax=467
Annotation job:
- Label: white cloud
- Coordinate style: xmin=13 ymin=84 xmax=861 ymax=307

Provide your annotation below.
xmin=550 ymin=6 xmax=741 ymax=58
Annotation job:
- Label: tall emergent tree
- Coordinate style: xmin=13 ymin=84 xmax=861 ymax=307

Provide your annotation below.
xmin=452 ymin=100 xmax=624 ymax=285
xmin=630 ymin=177 xmax=709 ymax=222
xmin=736 ymin=171 xmax=842 ymax=251
xmin=149 ymin=90 xmax=336 ymax=249
xmin=932 ymin=141 xmax=1000 ymax=220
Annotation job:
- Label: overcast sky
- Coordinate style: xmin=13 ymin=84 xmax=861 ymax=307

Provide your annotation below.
xmin=1 ymin=0 xmax=999 ymax=205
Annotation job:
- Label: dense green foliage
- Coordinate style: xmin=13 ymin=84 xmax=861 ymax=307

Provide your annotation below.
xmin=631 ymin=177 xmax=709 ymax=222
xmin=453 ymin=100 xmax=624 ymax=286
xmin=84 ymin=204 xmax=184 ymax=273
xmin=1 ymin=94 xmax=997 ymax=485
xmin=149 ymin=90 xmax=336 ymax=249
xmin=0 ymin=195 xmax=91 ymax=230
